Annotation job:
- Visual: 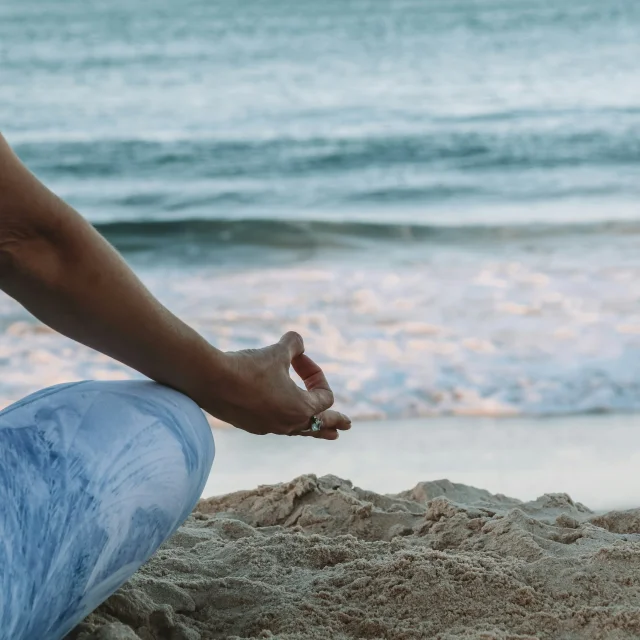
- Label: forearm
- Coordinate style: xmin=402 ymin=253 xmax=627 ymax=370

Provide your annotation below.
xmin=0 ymin=134 xmax=221 ymax=402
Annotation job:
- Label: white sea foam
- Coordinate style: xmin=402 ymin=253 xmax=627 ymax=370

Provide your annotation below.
xmin=2 ymin=233 xmax=640 ymax=420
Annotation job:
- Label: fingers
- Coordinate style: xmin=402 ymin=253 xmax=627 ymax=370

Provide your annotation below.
xmin=291 ymin=353 xmax=334 ymax=413
xmin=292 ymin=410 xmax=351 ymax=440
xmin=297 ymin=428 xmax=339 ymax=440
xmin=278 ymin=330 xmax=334 ymax=414
xmin=318 ymin=409 xmax=351 ymax=431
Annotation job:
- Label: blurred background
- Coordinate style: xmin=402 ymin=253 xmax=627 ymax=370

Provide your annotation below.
xmin=2 ymin=0 xmax=640 ymax=505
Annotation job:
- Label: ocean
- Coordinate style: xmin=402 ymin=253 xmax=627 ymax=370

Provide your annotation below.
xmin=2 ymin=0 xmax=640 ymax=421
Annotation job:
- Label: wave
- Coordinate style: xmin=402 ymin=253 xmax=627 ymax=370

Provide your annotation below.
xmin=96 ymin=217 xmax=640 ymax=253
xmin=17 ymin=124 xmax=640 ymax=181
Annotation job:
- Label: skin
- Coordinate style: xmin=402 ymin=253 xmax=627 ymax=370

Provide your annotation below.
xmin=0 ymin=132 xmax=351 ymax=440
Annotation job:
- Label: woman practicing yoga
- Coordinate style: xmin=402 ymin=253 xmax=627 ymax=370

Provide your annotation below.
xmin=0 ymin=132 xmax=352 ymax=639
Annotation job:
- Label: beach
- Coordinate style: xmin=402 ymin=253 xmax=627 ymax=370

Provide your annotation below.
xmin=68 ymin=466 xmax=640 ymax=640
xmin=66 ymin=415 xmax=640 ymax=639
xmin=3 ymin=0 xmax=640 ymax=636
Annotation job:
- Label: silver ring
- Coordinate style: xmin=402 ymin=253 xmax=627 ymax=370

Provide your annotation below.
xmin=299 ymin=415 xmax=323 ymax=434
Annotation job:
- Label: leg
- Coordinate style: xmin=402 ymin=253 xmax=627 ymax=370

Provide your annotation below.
xmin=0 ymin=380 xmax=215 ymax=640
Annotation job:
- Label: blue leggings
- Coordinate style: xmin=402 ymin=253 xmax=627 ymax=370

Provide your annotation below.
xmin=0 ymin=380 xmax=215 ymax=640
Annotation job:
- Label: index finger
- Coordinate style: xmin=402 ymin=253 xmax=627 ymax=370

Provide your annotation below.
xmin=291 ymin=353 xmax=334 ymax=412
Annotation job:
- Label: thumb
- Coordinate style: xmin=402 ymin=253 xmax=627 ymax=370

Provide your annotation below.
xmin=279 ymin=331 xmax=305 ymax=361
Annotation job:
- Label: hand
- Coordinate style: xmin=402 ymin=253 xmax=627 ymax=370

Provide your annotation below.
xmin=200 ymin=331 xmax=351 ymax=440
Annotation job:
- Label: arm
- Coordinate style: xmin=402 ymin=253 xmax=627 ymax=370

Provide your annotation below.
xmin=0 ymin=134 xmax=221 ymax=400
xmin=0 ymin=133 xmax=350 ymax=439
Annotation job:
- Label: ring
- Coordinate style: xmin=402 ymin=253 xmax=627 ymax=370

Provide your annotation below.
xmin=298 ymin=415 xmax=323 ymax=434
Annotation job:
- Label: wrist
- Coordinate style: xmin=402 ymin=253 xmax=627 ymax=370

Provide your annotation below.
xmin=167 ymin=331 xmax=227 ymax=411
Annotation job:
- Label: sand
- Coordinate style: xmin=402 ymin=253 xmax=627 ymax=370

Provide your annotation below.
xmin=67 ymin=474 xmax=640 ymax=640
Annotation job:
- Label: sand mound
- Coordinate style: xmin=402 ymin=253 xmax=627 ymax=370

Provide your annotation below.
xmin=68 ymin=475 xmax=640 ymax=640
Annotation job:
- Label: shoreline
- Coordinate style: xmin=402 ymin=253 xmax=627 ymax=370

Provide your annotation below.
xmin=204 ymin=412 xmax=640 ymax=512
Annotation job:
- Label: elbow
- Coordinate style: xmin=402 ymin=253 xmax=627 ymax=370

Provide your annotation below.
xmin=0 ymin=207 xmax=35 ymax=282
xmin=0 ymin=136 xmax=68 ymax=285
xmin=0 ymin=223 xmax=60 ymax=287
xmin=0 ymin=152 xmax=70 ymax=287
xmin=0 ymin=237 xmax=21 ymax=282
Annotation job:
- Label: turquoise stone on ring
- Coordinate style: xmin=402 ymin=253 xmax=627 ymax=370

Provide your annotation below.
xmin=310 ymin=416 xmax=323 ymax=432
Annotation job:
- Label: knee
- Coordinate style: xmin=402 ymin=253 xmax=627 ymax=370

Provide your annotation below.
xmin=2 ymin=379 xmax=215 ymax=510
xmin=1 ymin=379 xmax=215 ymax=509
xmin=82 ymin=380 xmax=215 ymax=535
xmin=130 ymin=380 xmax=216 ymax=480
xmin=84 ymin=379 xmax=215 ymax=486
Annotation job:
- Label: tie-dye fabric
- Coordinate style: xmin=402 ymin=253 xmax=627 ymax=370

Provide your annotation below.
xmin=0 ymin=380 xmax=215 ymax=640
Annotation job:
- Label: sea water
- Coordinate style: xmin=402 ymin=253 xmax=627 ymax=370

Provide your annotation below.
xmin=1 ymin=0 xmax=640 ymax=421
